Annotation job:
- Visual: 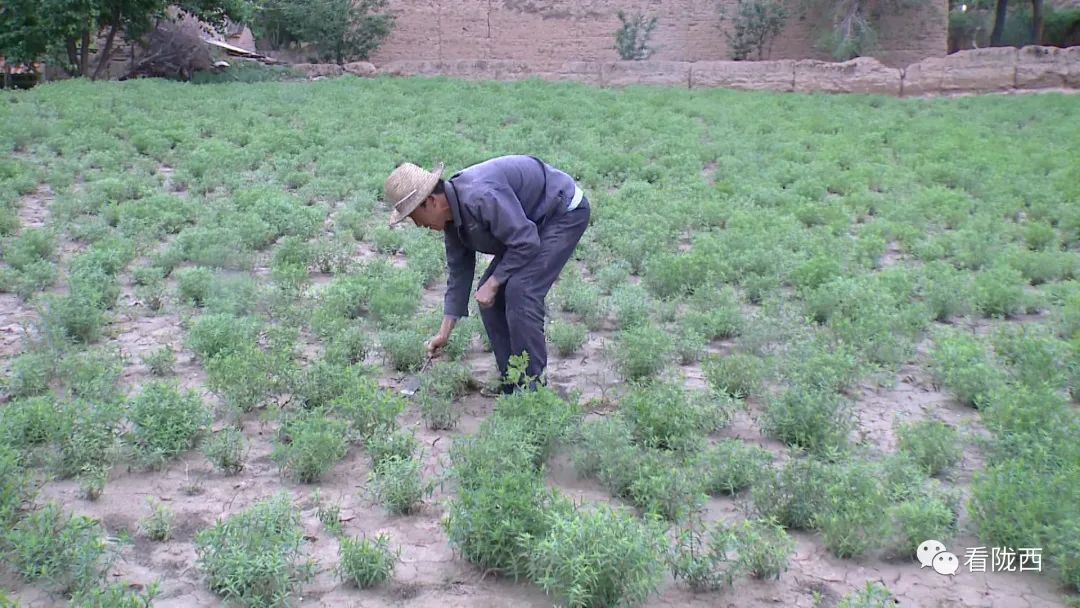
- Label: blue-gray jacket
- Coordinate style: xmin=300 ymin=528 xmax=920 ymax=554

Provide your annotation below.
xmin=443 ymin=155 xmax=576 ymax=318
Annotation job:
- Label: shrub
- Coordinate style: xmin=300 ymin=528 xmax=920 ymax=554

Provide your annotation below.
xmin=495 ymin=387 xmax=581 ymax=465
xmin=896 ymin=420 xmax=961 ymax=477
xmin=929 ymin=331 xmax=1002 ymax=408
xmin=379 ymin=327 xmax=428 ymax=372
xmin=836 ymin=582 xmax=896 ymax=608
xmin=572 ymin=417 xmax=636 ymax=481
xmin=203 ymin=427 xmax=248 ymax=475
xmin=69 ymin=582 xmax=161 ymax=608
xmin=337 ymin=533 xmax=398 ymax=589
xmin=613 ymin=325 xmax=673 ymax=381
xmin=683 ymin=287 xmax=742 ymax=340
xmin=0 ymin=395 xmax=62 ymax=451
xmin=703 ymin=352 xmax=766 ymax=399
xmin=331 ymin=376 xmax=406 ymax=439
xmin=614 ymin=11 xmax=658 ymax=60
xmin=675 ymin=328 xmax=708 ymax=365
xmin=973 ymin=264 xmax=1028 ymax=318
xmin=364 ymin=426 xmax=419 ymax=467
xmin=69 ymin=582 xmax=160 ymax=608
xmin=620 ymin=381 xmax=729 ymax=452
xmin=626 ymin=452 xmax=707 ymax=521
xmin=731 ymin=518 xmax=795 ymax=579
xmin=6 ymin=502 xmax=108 ymax=595
xmin=668 ymin=519 xmax=736 ymax=592
xmin=139 ymin=498 xmax=175 ymax=542
xmin=554 ymin=273 xmax=607 ymax=330
xmin=176 ymin=267 xmax=214 ymax=306
xmin=888 ymin=491 xmax=958 ymax=559
xmin=920 ymin=260 xmax=972 ymax=322
xmin=528 ymin=504 xmax=667 ymax=608
xmin=323 ymin=325 xmax=372 ymax=366
xmin=611 ymin=284 xmax=651 ymax=328
xmin=195 ymin=493 xmax=314 ymax=607
xmin=142 ymin=346 xmax=176 ymax=376
xmin=53 ymin=400 xmax=122 ymax=480
xmin=5 ymin=350 xmax=54 ymax=398
xmin=763 ymin=386 xmax=853 ymax=455
xmin=291 ymin=360 xmax=361 ymax=410
xmin=273 ymin=409 xmax=349 ymax=483
xmin=697 ymin=439 xmax=773 ymax=495
xmin=127 ymin=382 xmax=211 ymax=468
xmin=815 ymin=460 xmax=891 ymax=559
xmin=0 ymin=445 xmax=28 ymax=526
xmin=59 ymin=348 xmax=123 ymax=403
xmin=369 ymin=455 xmax=431 ymax=515
xmin=3 ymin=228 xmax=55 ymax=270
xmin=186 ymin=314 xmax=259 ymax=361
xmin=990 ymin=323 xmax=1070 ymax=390
xmin=40 ymin=293 xmax=107 ymax=344
xmin=205 ymin=345 xmax=283 ymax=413
xmin=548 ymin=318 xmax=588 ymax=357
xmin=751 ymin=456 xmax=833 ymax=530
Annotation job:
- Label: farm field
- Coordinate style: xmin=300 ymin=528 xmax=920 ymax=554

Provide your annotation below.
xmin=0 ymin=76 xmax=1078 ymax=608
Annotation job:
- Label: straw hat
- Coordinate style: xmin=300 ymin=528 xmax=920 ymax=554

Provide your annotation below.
xmin=385 ymin=162 xmax=444 ymax=226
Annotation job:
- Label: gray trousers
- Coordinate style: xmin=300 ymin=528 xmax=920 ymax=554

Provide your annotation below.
xmin=479 ymin=196 xmax=590 ymax=391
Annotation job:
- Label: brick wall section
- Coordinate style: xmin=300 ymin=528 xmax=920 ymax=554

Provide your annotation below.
xmin=361 ymin=46 xmax=1080 ymax=95
xmin=370 ymin=0 xmax=948 ymax=68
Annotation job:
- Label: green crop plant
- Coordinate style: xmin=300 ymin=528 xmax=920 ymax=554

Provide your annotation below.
xmin=619 ymin=381 xmax=729 ymax=452
xmin=896 ymin=420 xmax=961 ymax=478
xmin=683 ymin=286 xmax=743 ymax=340
xmin=626 ymin=451 xmax=707 ymax=521
xmin=611 ymin=284 xmax=651 ymax=328
xmin=5 ymin=350 xmax=55 ymax=398
xmin=272 ymin=409 xmax=349 ymax=483
xmin=763 ymin=386 xmax=853 ymax=455
xmin=751 ymin=456 xmax=833 ymax=530
xmin=697 ymin=439 xmax=773 ymax=495
xmin=815 ymin=459 xmax=892 ymax=559
xmin=888 ymin=489 xmax=958 ymax=559
xmin=730 ymin=518 xmax=796 ymax=579
xmin=186 ymin=313 xmax=260 ymax=361
xmin=0 ymin=395 xmax=64 ymax=452
xmin=548 ymin=318 xmax=588 ymax=357
xmin=919 ymin=260 xmax=973 ymax=322
xmin=668 ymin=518 xmax=737 ymax=592
xmin=612 ymin=325 xmax=673 ymax=381
xmin=205 ymin=344 xmax=285 ymax=413
xmin=141 ymin=346 xmax=176 ymax=376
xmin=364 ymin=426 xmax=419 ymax=468
xmin=202 ymin=427 xmax=248 ymax=475
xmin=127 ymin=381 xmax=211 ymax=468
xmin=58 ymin=348 xmax=123 ymax=403
xmin=331 ymin=376 xmax=406 ymax=439
xmin=990 ymin=324 xmax=1070 ymax=390
xmin=68 ymin=582 xmax=161 ymax=608
xmin=369 ymin=455 xmax=432 ymax=515
xmin=139 ymin=498 xmax=175 ymax=542
xmin=836 ymin=582 xmax=896 ymax=607
xmin=973 ymin=264 xmax=1029 ymax=318
xmin=5 ymin=502 xmax=109 ymax=596
xmin=929 ymin=330 xmax=1002 ymax=408
xmin=0 ymin=445 xmax=29 ymax=527
xmin=195 ymin=493 xmax=314 ymax=607
xmin=176 ymin=267 xmax=214 ymax=307
xmin=53 ymin=400 xmax=122 ymax=481
xmin=337 ymin=534 xmax=398 ymax=589
xmin=527 ymin=504 xmax=667 ymax=608
xmin=703 ymin=352 xmax=766 ymax=399
xmin=379 ymin=327 xmax=428 ymax=372
xmin=495 ymin=387 xmax=581 ymax=466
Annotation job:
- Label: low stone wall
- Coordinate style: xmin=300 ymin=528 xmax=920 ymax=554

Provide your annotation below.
xmin=296 ymin=46 xmax=1080 ymax=96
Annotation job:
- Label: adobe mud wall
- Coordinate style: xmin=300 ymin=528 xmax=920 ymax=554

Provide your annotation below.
xmin=370 ymin=0 xmax=948 ymax=69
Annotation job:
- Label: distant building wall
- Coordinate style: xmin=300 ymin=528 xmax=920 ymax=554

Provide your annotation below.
xmin=370 ymin=0 xmax=948 ymax=69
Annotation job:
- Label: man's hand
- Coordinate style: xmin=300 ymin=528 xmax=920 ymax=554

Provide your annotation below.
xmin=475 ymin=277 xmax=500 ymax=309
xmin=426 ymin=333 xmax=450 ymax=356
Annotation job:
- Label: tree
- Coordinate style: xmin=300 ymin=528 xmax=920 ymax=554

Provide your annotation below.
xmin=1030 ymin=0 xmax=1044 ymax=44
xmin=723 ymin=0 xmax=788 ymax=61
xmin=614 ymin=11 xmax=657 ymax=60
xmin=3 ymin=0 xmax=249 ymax=80
xmin=252 ymin=0 xmax=394 ymax=64
xmin=990 ymin=0 xmax=1008 ymax=45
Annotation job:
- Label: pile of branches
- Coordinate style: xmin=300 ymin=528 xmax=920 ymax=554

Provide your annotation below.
xmin=122 ymin=20 xmax=211 ymax=81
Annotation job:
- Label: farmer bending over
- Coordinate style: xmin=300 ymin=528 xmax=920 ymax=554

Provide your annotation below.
xmin=384 ymin=156 xmax=590 ymax=394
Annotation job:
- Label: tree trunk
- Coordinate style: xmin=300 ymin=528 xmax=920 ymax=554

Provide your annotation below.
xmin=990 ymin=0 xmax=1008 ymax=46
xmin=66 ymin=38 xmax=79 ymax=76
xmin=79 ymin=28 xmax=91 ymax=77
xmin=1031 ymin=0 xmax=1043 ymax=44
xmin=92 ymin=17 xmax=121 ymax=81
